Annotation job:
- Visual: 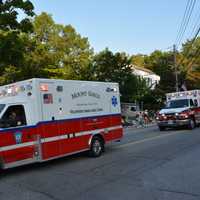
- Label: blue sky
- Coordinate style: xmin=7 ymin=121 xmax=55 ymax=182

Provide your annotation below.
xmin=30 ymin=0 xmax=199 ymax=55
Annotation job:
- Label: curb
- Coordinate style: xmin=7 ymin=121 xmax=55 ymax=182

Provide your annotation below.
xmin=124 ymin=123 xmax=157 ymax=131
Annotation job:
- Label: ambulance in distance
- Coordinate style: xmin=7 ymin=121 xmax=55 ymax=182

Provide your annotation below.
xmin=0 ymin=78 xmax=123 ymax=169
xmin=157 ymin=90 xmax=200 ymax=131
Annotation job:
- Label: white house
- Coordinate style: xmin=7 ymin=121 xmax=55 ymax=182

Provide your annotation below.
xmin=131 ymin=65 xmax=160 ymax=90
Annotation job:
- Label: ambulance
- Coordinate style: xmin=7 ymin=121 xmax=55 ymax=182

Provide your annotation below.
xmin=157 ymin=90 xmax=200 ymax=131
xmin=0 ymin=78 xmax=123 ymax=169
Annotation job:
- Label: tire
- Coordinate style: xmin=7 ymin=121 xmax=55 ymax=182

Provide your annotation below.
xmin=188 ymin=118 xmax=195 ymax=130
xmin=159 ymin=126 xmax=165 ymax=131
xmin=89 ymin=136 xmax=104 ymax=157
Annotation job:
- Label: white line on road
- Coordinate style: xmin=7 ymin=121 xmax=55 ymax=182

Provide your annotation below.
xmin=117 ymin=131 xmax=184 ymax=149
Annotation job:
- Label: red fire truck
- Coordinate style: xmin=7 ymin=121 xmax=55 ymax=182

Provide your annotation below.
xmin=0 ymin=79 xmax=123 ymax=169
xmin=157 ymin=90 xmax=200 ymax=131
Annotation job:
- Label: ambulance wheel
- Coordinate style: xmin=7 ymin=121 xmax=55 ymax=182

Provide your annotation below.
xmin=188 ymin=119 xmax=195 ymax=130
xmin=89 ymin=136 xmax=104 ymax=157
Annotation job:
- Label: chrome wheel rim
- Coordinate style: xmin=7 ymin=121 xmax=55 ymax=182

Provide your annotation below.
xmin=93 ymin=140 xmax=102 ymax=155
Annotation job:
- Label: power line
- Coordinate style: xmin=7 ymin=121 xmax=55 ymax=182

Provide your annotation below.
xmin=188 ymin=5 xmax=200 ymax=39
xmin=175 ymin=0 xmax=197 ymax=47
xmin=176 ymin=0 xmax=200 ymax=67
xmin=177 ymin=0 xmax=197 ymax=46
xmin=185 ymin=38 xmax=200 ymax=72
xmin=175 ymin=0 xmax=191 ymax=45
xmin=177 ymin=25 xmax=200 ymax=67
xmin=173 ymin=0 xmax=197 ymax=91
xmin=178 ymin=0 xmax=197 ymax=46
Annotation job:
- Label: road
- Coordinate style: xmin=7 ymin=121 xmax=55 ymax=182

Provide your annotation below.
xmin=1 ymin=126 xmax=200 ymax=200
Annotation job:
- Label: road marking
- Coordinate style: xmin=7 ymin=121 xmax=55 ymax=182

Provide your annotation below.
xmin=117 ymin=132 xmax=182 ymax=149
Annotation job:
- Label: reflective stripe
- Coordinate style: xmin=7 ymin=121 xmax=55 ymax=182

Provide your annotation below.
xmin=0 ymin=125 xmax=122 ymax=152
xmin=0 ymin=141 xmax=36 ymax=152
xmin=42 ymin=125 xmax=122 ymax=143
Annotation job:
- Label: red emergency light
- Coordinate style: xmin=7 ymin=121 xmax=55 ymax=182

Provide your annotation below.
xmin=40 ymin=84 xmax=48 ymax=91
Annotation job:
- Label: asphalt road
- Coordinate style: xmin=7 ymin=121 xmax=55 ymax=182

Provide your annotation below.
xmin=1 ymin=125 xmax=200 ymax=200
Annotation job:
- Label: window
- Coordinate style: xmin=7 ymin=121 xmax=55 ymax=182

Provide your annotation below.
xmin=56 ymin=86 xmax=63 ymax=92
xmin=0 ymin=105 xmax=27 ymax=128
xmin=130 ymin=107 xmax=136 ymax=112
xmin=0 ymin=104 xmax=5 ymax=114
xmin=193 ymin=99 xmax=198 ymax=107
xmin=165 ymin=99 xmax=189 ymax=109
xmin=190 ymin=99 xmax=194 ymax=107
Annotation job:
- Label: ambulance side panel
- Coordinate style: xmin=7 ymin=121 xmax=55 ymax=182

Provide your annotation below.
xmin=37 ymin=80 xmax=122 ymax=161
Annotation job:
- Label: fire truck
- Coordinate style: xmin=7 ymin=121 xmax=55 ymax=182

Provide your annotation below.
xmin=157 ymin=90 xmax=200 ymax=131
xmin=0 ymin=78 xmax=123 ymax=169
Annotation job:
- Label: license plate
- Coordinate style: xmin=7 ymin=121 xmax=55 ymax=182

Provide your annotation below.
xmin=168 ymin=120 xmax=173 ymax=125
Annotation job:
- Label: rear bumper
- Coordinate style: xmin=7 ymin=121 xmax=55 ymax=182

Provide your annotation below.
xmin=157 ymin=119 xmax=190 ymax=127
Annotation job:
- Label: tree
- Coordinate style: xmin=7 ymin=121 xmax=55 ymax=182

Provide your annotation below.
xmin=0 ymin=0 xmax=34 ymax=32
xmin=0 ymin=11 xmax=94 ymax=84
xmin=32 ymin=12 xmax=93 ymax=80
xmin=92 ymin=48 xmax=149 ymax=102
xmin=144 ymin=50 xmax=184 ymax=93
xmin=0 ymin=0 xmax=35 ymax=84
xmin=0 ymin=31 xmax=25 ymax=69
xmin=180 ymin=37 xmax=200 ymax=89
xmin=131 ymin=54 xmax=146 ymax=67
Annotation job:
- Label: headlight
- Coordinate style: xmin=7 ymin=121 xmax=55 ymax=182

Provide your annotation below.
xmin=179 ymin=113 xmax=189 ymax=119
xmin=175 ymin=112 xmax=189 ymax=119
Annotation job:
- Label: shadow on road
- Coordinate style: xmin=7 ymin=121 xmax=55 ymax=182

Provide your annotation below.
xmin=0 ymin=152 xmax=88 ymax=178
xmin=0 ymin=146 xmax=119 ymax=179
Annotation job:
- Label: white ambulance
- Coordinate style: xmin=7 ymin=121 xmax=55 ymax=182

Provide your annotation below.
xmin=157 ymin=90 xmax=200 ymax=131
xmin=0 ymin=78 xmax=123 ymax=169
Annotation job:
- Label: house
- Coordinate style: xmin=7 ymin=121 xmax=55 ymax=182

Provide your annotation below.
xmin=131 ymin=65 xmax=160 ymax=90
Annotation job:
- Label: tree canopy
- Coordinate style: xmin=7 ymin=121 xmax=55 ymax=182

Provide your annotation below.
xmin=92 ymin=48 xmax=150 ymax=102
xmin=0 ymin=0 xmax=34 ymax=32
xmin=0 ymin=0 xmax=200 ymax=109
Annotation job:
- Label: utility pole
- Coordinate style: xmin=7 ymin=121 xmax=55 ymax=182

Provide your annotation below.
xmin=173 ymin=44 xmax=179 ymax=92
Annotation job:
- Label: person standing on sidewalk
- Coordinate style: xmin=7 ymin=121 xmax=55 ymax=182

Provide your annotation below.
xmin=138 ymin=111 xmax=145 ymax=127
xmin=143 ymin=110 xmax=149 ymax=126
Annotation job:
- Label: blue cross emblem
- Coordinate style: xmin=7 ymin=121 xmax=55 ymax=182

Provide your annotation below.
xmin=14 ymin=132 xmax=22 ymax=144
xmin=112 ymin=96 xmax=118 ymax=107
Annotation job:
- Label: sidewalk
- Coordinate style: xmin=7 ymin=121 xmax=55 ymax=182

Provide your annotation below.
xmin=124 ymin=122 xmax=156 ymax=130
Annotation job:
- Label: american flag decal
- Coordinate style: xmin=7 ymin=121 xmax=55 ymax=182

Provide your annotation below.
xmin=43 ymin=94 xmax=53 ymax=104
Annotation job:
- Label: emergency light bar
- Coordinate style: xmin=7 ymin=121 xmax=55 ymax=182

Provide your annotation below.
xmin=167 ymin=90 xmax=200 ymax=101
xmin=0 ymin=84 xmax=33 ymax=98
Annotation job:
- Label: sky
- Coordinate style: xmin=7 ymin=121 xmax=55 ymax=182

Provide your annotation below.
xmin=30 ymin=0 xmax=199 ymax=55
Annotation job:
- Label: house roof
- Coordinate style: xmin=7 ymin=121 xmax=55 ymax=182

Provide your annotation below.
xmin=131 ymin=65 xmax=155 ymax=75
